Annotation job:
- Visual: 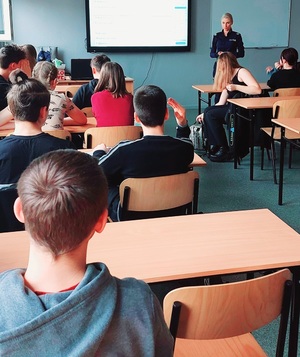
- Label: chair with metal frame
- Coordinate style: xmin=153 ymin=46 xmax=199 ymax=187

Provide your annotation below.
xmin=261 ymin=99 xmax=300 ymax=184
xmin=163 ymin=269 xmax=292 ymax=357
xmin=84 ymin=125 xmax=142 ymax=149
xmin=119 ymin=171 xmax=199 ymax=221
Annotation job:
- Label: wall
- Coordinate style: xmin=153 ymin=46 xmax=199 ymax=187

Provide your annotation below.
xmin=10 ymin=0 xmax=300 ymax=109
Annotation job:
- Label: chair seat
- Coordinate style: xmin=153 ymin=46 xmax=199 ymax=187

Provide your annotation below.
xmin=261 ymin=127 xmax=300 ymax=140
xmin=174 ymin=333 xmax=267 ymax=357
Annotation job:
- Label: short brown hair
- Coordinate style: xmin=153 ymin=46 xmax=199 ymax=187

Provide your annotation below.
xmin=17 ymin=150 xmax=108 ymax=256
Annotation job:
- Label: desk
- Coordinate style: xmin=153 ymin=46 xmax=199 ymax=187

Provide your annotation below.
xmin=65 ymin=116 xmax=96 ymax=134
xmin=271 ymin=118 xmax=300 ymax=205
xmin=192 ymin=83 xmax=271 ymax=114
xmin=227 ymin=96 xmax=300 ymax=181
xmin=0 ymin=209 xmax=300 ymax=355
xmin=56 ymin=77 xmax=134 ymax=95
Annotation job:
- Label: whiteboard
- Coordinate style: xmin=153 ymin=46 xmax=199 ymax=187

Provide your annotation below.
xmin=211 ymin=0 xmax=291 ymax=48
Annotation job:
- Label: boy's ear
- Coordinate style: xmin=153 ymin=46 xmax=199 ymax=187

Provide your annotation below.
xmin=13 ymin=197 xmax=25 ymax=223
xmin=134 ymin=112 xmax=141 ymax=123
xmin=164 ymin=108 xmax=169 ymax=121
xmin=40 ymin=106 xmax=49 ymax=121
xmin=94 ymin=209 xmax=108 ymax=234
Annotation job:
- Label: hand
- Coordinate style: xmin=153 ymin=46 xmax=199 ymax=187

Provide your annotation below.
xmin=93 ymin=143 xmax=109 ymax=153
xmin=274 ymin=61 xmax=282 ymax=70
xmin=265 ymin=66 xmax=273 ymax=73
xmin=19 ymin=59 xmax=32 ymax=77
xmin=196 ymin=113 xmax=204 ymax=123
xmin=167 ymin=97 xmax=188 ymax=127
xmin=226 ymin=83 xmax=236 ymax=92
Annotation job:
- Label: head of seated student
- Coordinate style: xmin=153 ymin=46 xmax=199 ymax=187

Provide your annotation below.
xmin=133 ymin=85 xmax=168 ymax=129
xmin=15 ymin=150 xmax=108 ymax=258
xmin=214 ymin=52 xmax=240 ymax=90
xmin=8 ymin=69 xmax=50 ymax=125
xmin=91 ymin=54 xmax=111 ymax=79
xmin=32 ymin=61 xmax=58 ymax=90
xmin=94 ymin=61 xmax=128 ymax=97
xmin=279 ymin=47 xmax=299 ymax=68
xmin=21 ymin=44 xmax=37 ymax=72
xmin=0 ymin=44 xmax=26 ymax=79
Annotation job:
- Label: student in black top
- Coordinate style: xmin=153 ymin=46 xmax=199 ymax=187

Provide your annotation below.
xmin=197 ymin=52 xmax=261 ymax=162
xmin=0 ymin=69 xmax=75 ymax=184
xmin=72 ymin=54 xmax=111 ymax=109
xmin=92 ymin=85 xmax=194 ymax=221
xmin=267 ymin=48 xmax=300 ymax=90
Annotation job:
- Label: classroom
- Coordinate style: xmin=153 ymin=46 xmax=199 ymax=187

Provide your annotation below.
xmin=0 ymin=0 xmax=300 ymax=356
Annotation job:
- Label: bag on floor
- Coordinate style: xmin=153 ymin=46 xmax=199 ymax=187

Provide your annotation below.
xmin=189 ymin=122 xmax=206 ymax=151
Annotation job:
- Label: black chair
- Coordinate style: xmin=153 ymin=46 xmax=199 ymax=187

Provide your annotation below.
xmin=0 ymin=184 xmax=24 ymax=233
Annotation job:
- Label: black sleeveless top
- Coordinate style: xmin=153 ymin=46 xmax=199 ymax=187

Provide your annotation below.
xmin=228 ymin=67 xmax=246 ymax=99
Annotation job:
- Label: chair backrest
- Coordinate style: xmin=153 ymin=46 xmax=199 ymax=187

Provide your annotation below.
xmin=119 ymin=171 xmax=199 ymax=221
xmin=0 ymin=184 xmax=24 ymax=233
xmin=81 ymin=107 xmax=93 ymax=117
xmin=273 ymin=87 xmax=300 ymax=97
xmin=84 ymin=126 xmax=142 ymax=149
xmin=163 ymin=269 xmax=292 ymax=341
xmin=65 ymin=85 xmax=80 ymax=98
xmin=44 ymin=129 xmax=72 ymax=140
xmin=273 ymin=99 xmax=300 ymax=118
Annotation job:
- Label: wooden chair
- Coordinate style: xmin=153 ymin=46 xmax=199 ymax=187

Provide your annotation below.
xmin=65 ymin=85 xmax=80 ymax=98
xmin=163 ymin=269 xmax=292 ymax=357
xmin=84 ymin=126 xmax=142 ymax=149
xmin=81 ymin=106 xmax=93 ymax=117
xmin=44 ymin=129 xmax=72 ymax=140
xmin=119 ymin=171 xmax=199 ymax=221
xmin=273 ymin=87 xmax=300 ymax=97
xmin=261 ymin=99 xmax=300 ymax=184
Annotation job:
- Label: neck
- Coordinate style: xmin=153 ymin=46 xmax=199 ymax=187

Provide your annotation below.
xmin=141 ymin=124 xmax=165 ymax=136
xmin=0 ymin=68 xmax=10 ymax=81
xmin=13 ymin=121 xmax=43 ymax=136
xmin=283 ymin=63 xmax=293 ymax=70
xmin=24 ymin=239 xmax=88 ymax=293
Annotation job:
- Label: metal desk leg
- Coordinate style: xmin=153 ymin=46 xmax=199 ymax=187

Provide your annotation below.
xmin=198 ymin=92 xmax=202 ymax=115
xmin=231 ymin=105 xmax=238 ymax=169
xmin=288 ymin=267 xmax=300 ymax=357
xmin=278 ymin=127 xmax=285 ymax=205
xmin=249 ymin=109 xmax=255 ymax=181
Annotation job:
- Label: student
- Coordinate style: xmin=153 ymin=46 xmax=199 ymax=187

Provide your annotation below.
xmin=93 ymin=84 xmax=194 ymax=221
xmin=197 ymin=52 xmax=261 ymax=162
xmin=21 ymin=43 xmax=37 ymax=74
xmin=72 ymin=54 xmax=111 ymax=109
xmin=0 ymin=69 xmax=76 ymax=184
xmin=267 ymin=47 xmax=300 ymax=89
xmin=0 ymin=44 xmax=27 ymax=110
xmin=91 ymin=61 xmax=134 ymax=127
xmin=32 ymin=61 xmax=87 ymax=130
xmin=210 ymin=12 xmax=245 ymax=78
xmin=0 ymin=150 xmax=173 ymax=356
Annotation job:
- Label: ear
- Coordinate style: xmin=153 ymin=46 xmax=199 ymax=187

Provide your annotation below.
xmin=134 ymin=112 xmax=141 ymax=124
xmin=94 ymin=209 xmax=108 ymax=234
xmin=164 ymin=108 xmax=169 ymax=122
xmin=39 ymin=106 xmax=49 ymax=122
xmin=92 ymin=67 xmax=97 ymax=74
xmin=13 ymin=197 xmax=25 ymax=223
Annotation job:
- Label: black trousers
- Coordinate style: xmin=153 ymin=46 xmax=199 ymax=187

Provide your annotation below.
xmin=203 ymin=104 xmax=229 ymax=147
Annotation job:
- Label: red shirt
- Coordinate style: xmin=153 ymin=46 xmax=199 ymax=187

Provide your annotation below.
xmin=91 ymin=90 xmax=134 ymax=127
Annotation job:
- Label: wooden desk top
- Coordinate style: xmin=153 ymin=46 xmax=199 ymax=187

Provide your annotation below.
xmin=272 ymin=118 xmax=300 ymax=134
xmin=57 ymin=77 xmax=134 ymax=86
xmin=1 ymin=209 xmax=300 ymax=283
xmin=192 ymin=83 xmax=271 ymax=93
xmin=65 ymin=117 xmax=96 ymax=133
xmin=227 ymin=95 xmax=300 ymax=110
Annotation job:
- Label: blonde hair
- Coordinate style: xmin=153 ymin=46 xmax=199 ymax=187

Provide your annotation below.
xmin=213 ymin=52 xmax=240 ymax=90
xmin=32 ymin=61 xmax=58 ymax=90
xmin=221 ymin=12 xmax=233 ymax=23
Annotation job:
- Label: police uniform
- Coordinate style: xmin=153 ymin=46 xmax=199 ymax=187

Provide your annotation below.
xmin=210 ymin=29 xmax=245 ymax=77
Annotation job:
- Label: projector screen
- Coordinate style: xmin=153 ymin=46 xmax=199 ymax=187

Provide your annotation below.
xmin=85 ymin=0 xmax=191 ymax=52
